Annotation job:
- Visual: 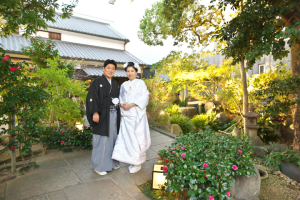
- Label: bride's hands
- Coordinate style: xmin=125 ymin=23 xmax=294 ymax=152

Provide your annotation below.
xmin=121 ymin=103 xmax=136 ymax=111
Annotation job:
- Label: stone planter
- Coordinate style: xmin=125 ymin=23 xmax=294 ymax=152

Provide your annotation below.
xmin=280 ymin=161 xmax=300 ymax=182
xmin=229 ymin=164 xmax=261 ymax=200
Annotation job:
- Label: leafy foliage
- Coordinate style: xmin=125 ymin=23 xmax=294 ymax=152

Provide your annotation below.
xmin=0 ymin=50 xmax=49 ymax=155
xmin=191 ymin=112 xmax=221 ymax=132
xmin=41 ymin=126 xmax=93 ymax=150
xmin=166 ymin=104 xmax=181 ymax=116
xmin=158 ymin=130 xmax=255 ymax=200
xmin=265 ymin=146 xmax=300 ymax=171
xmin=0 ymin=0 xmax=78 ymax=38
xmin=170 ymin=114 xmax=194 ymax=134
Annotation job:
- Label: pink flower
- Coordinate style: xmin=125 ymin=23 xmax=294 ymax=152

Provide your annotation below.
xmin=165 ymin=159 xmax=168 ymax=163
xmin=172 ymin=151 xmax=175 ymax=153
xmin=216 ymin=164 xmax=218 ymax=166
xmin=0 ymin=142 xmax=5 ymax=145
xmin=238 ymin=150 xmax=242 ymax=154
xmin=10 ymin=145 xmax=15 ymax=150
xmin=209 ymin=196 xmax=214 ymax=200
xmin=226 ymin=192 xmax=230 ymax=197
xmin=17 ymin=66 xmax=21 ymax=70
xmin=61 ymin=140 xmax=65 ymax=144
xmin=181 ymin=147 xmax=185 ymax=150
xmin=206 ymin=175 xmax=207 ymax=177
xmin=163 ymin=166 xmax=168 ymax=172
xmin=176 ymin=153 xmax=179 ymax=157
xmin=61 ymin=130 xmax=65 ymax=133
xmin=204 ymin=170 xmax=206 ymax=173
xmin=181 ymin=153 xmax=186 ymax=159
xmin=44 ymin=84 xmax=47 ymax=86
xmin=158 ymin=156 xmax=162 ymax=159
xmin=48 ymin=44 xmax=52 ymax=47
xmin=35 ymin=76 xmax=38 ymax=79
xmin=188 ymin=143 xmax=190 ymax=145
xmin=41 ymin=58 xmax=44 ymax=61
xmin=232 ymin=165 xmax=238 ymax=170
xmin=30 ymin=37 xmax=33 ymax=40
xmin=203 ymin=163 xmax=209 ymax=167
xmin=177 ymin=146 xmax=180 ymax=149
xmin=2 ymin=55 xmax=9 ymax=62
xmin=10 ymin=67 xmax=15 ymax=72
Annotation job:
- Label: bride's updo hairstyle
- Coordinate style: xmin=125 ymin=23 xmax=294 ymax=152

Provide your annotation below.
xmin=124 ymin=62 xmax=138 ymax=72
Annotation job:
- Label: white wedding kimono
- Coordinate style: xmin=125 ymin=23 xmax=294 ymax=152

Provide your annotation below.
xmin=112 ymin=79 xmax=151 ymax=165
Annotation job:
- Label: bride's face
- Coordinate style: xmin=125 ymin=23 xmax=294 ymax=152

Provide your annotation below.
xmin=126 ymin=66 xmax=137 ymax=81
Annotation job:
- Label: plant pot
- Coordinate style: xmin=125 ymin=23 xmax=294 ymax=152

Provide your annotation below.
xmin=258 ymin=168 xmax=268 ymax=180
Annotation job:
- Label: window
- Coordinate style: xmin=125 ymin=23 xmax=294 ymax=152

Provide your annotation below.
xmin=49 ymin=32 xmax=61 ymax=40
xmin=259 ymin=64 xmax=265 ymax=74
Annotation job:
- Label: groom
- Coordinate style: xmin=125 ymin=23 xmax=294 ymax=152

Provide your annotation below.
xmin=86 ymin=59 xmax=121 ymax=175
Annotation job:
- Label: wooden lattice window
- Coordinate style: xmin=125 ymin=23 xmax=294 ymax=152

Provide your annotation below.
xmin=49 ymin=32 xmax=61 ymax=40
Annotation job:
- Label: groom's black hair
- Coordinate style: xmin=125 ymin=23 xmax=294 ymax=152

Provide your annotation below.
xmin=125 ymin=62 xmax=138 ymax=72
xmin=104 ymin=59 xmax=117 ymax=69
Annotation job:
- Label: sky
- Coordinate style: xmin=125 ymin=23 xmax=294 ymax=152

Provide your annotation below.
xmin=58 ymin=0 xmax=197 ymax=65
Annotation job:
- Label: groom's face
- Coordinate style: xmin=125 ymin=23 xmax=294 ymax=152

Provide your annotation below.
xmin=103 ymin=64 xmax=116 ymax=79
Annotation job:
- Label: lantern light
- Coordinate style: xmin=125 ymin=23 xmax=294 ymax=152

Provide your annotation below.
xmin=152 ymin=164 xmax=167 ymax=190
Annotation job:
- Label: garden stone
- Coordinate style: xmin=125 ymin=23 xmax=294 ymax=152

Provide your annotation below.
xmin=230 ymin=164 xmax=260 ymax=200
xmin=249 ymin=136 xmax=264 ymax=146
xmin=164 ymin=124 xmax=183 ymax=136
xmin=216 ymin=113 xmax=229 ymax=126
xmin=179 ymin=107 xmax=197 ymax=118
xmin=280 ymin=161 xmax=300 ymax=183
xmin=231 ymin=128 xmax=241 ymax=137
xmin=252 ymin=144 xmax=287 ymax=158
xmin=205 ymin=101 xmax=215 ymax=113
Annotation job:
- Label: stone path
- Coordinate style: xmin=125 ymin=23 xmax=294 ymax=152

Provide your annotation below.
xmin=0 ymin=129 xmax=174 ymax=200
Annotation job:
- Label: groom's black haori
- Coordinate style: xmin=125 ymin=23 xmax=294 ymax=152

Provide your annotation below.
xmin=86 ymin=62 xmax=120 ymax=136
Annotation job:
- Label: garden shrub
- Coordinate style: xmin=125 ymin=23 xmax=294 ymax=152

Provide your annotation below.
xmin=191 ymin=112 xmax=221 ymax=131
xmin=41 ymin=126 xmax=93 ymax=150
xmin=166 ymin=104 xmax=181 ymax=116
xmin=158 ymin=130 xmax=255 ymax=200
xmin=170 ymin=114 xmax=194 ymax=134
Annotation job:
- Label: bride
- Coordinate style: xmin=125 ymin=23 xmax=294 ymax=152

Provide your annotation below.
xmin=112 ymin=62 xmax=151 ymax=173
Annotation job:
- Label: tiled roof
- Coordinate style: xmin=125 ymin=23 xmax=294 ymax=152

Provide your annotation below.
xmin=0 ymin=35 xmax=145 ymax=64
xmin=83 ymin=68 xmax=128 ymax=77
xmin=47 ymin=15 xmax=129 ymax=41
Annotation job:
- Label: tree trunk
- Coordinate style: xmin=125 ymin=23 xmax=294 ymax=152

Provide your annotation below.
xmin=9 ymin=114 xmax=16 ymax=174
xmin=240 ymin=59 xmax=249 ymax=135
xmin=291 ymin=42 xmax=300 ymax=150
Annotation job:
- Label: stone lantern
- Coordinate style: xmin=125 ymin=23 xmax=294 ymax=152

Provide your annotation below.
xmin=243 ymin=104 xmax=264 ymax=146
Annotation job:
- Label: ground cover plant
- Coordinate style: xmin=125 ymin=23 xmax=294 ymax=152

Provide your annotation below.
xmin=158 ymin=129 xmax=255 ymax=200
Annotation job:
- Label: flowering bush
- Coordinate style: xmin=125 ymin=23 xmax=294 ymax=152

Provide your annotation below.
xmin=158 ymin=129 xmax=256 ymax=200
xmin=41 ymin=126 xmax=93 ymax=150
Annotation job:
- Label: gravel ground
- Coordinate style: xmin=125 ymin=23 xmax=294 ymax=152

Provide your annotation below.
xmin=258 ymin=165 xmax=300 ymax=200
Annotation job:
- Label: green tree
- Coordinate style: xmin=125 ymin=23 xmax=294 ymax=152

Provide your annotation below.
xmin=0 ymin=49 xmax=49 ymax=173
xmin=0 ymin=0 xmax=78 ymax=38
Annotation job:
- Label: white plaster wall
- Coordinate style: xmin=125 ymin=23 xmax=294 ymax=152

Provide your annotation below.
xmin=38 ymin=28 xmax=125 ymax=50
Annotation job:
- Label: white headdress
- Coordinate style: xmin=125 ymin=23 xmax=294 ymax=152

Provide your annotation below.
xmin=123 ymin=62 xmax=139 ymax=69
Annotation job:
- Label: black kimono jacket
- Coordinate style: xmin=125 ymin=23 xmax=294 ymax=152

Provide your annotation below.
xmin=86 ymin=75 xmax=120 ymax=136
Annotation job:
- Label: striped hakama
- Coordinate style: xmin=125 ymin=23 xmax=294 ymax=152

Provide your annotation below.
xmin=90 ymin=107 xmax=119 ymax=172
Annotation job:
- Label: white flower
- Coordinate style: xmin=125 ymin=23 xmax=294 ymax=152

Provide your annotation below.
xmin=134 ymin=63 xmax=139 ymax=69
xmin=123 ymin=62 xmax=128 ymax=68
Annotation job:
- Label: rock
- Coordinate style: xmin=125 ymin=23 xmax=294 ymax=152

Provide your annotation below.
xmin=164 ymin=124 xmax=183 ymax=136
xmin=232 ymin=128 xmax=241 ymax=137
xmin=291 ymin=181 xmax=298 ymax=186
xmin=230 ymin=164 xmax=261 ymax=200
xmin=216 ymin=113 xmax=229 ymax=126
xmin=274 ymin=171 xmax=282 ymax=176
xmin=249 ymin=136 xmax=264 ymax=146
xmin=280 ymin=161 xmax=300 ymax=183
xmin=205 ymin=101 xmax=215 ymax=114
xmin=179 ymin=107 xmax=197 ymax=118
xmin=252 ymin=144 xmax=288 ymax=158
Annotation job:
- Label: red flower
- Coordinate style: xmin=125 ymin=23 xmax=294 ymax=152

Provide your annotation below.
xmin=61 ymin=140 xmax=65 ymax=144
xmin=204 ymin=170 xmax=206 ymax=173
xmin=35 ymin=76 xmax=38 ymax=79
xmin=249 ymin=61 xmax=251 ymax=64
xmin=2 ymin=55 xmax=9 ymax=62
xmin=17 ymin=66 xmax=21 ymax=70
xmin=283 ymin=50 xmax=285 ymax=53
xmin=0 ymin=142 xmax=5 ymax=145
xmin=232 ymin=165 xmax=238 ymax=170
xmin=44 ymin=84 xmax=47 ymax=87
xmin=83 ymin=126 xmax=86 ymax=129
xmin=252 ymin=52 xmax=254 ymax=54
xmin=41 ymin=58 xmax=44 ymax=61
xmin=49 ymin=44 xmax=52 ymax=47
xmin=276 ymin=52 xmax=279 ymax=55
xmin=10 ymin=67 xmax=16 ymax=72
xmin=47 ymin=55 xmax=49 ymax=58
xmin=297 ymin=27 xmax=300 ymax=31
xmin=164 ymin=159 xmax=168 ymax=163
xmin=61 ymin=130 xmax=65 ymax=133
xmin=162 ymin=166 xmax=168 ymax=172
xmin=238 ymin=150 xmax=242 ymax=154
xmin=10 ymin=145 xmax=15 ymax=150
xmin=285 ymin=31 xmax=289 ymax=34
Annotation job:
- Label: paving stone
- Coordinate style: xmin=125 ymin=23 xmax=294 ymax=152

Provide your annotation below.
xmin=0 ymin=183 xmax=6 ymax=199
xmin=6 ymin=166 xmax=82 ymax=200
xmin=120 ymin=162 xmax=130 ymax=167
xmin=47 ymin=190 xmax=68 ymax=200
xmin=26 ymin=194 xmax=51 ymax=200
xmin=133 ymin=193 xmax=151 ymax=200
xmin=125 ymin=159 xmax=158 ymax=185
xmin=146 ymin=149 xmax=158 ymax=161
xmin=63 ymin=179 xmax=132 ymax=200
xmin=150 ymin=142 xmax=173 ymax=152
xmin=63 ymin=150 xmax=91 ymax=167
xmin=37 ymin=157 xmax=67 ymax=170
xmin=150 ymin=135 xmax=173 ymax=146
xmin=150 ymin=130 xmax=161 ymax=138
